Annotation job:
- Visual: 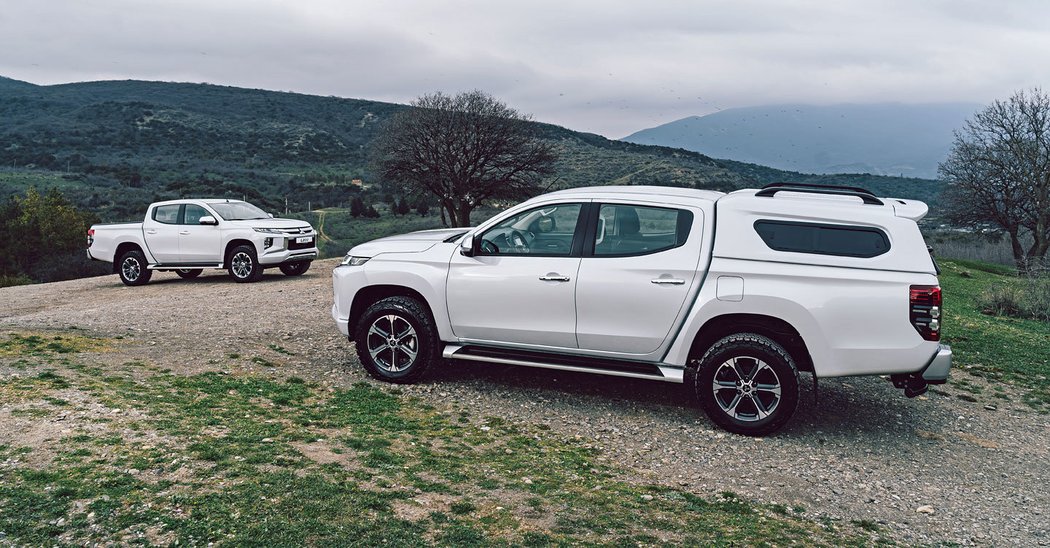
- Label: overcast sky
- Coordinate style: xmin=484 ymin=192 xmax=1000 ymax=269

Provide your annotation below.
xmin=2 ymin=0 xmax=1049 ymax=137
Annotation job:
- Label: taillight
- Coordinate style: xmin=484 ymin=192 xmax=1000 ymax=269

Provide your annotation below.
xmin=86 ymin=228 xmax=94 ymax=248
xmin=910 ymin=285 xmax=941 ymax=341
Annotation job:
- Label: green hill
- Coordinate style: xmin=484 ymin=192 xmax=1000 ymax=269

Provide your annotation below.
xmin=0 ymin=77 xmax=941 ymax=223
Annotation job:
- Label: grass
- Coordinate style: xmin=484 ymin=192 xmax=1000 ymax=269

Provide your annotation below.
xmin=939 ymin=259 xmax=1050 ymax=410
xmin=0 ymin=332 xmax=878 ymax=546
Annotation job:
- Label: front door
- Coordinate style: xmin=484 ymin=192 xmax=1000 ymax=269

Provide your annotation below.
xmin=446 ymin=203 xmax=584 ymax=349
xmin=178 ymin=204 xmax=221 ymax=263
xmin=575 ymin=202 xmax=704 ymax=354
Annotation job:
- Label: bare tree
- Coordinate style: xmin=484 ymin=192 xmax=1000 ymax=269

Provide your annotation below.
xmin=371 ymin=91 xmax=557 ymax=227
xmin=939 ymin=89 xmax=1050 ymax=271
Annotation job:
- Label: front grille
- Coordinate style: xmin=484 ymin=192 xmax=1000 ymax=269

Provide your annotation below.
xmin=277 ymin=226 xmax=312 ymax=235
xmin=288 ymin=237 xmax=315 ymax=250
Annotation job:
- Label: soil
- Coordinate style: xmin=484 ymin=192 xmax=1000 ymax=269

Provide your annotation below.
xmin=2 ymin=259 xmax=1048 ymax=546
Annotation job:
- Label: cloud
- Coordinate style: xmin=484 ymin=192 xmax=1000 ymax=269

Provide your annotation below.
xmin=2 ymin=0 xmax=1049 ymax=136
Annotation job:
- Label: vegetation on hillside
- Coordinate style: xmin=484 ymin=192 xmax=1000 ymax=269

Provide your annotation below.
xmin=0 ymin=188 xmax=107 ymax=287
xmin=1 ymin=77 xmax=942 ymax=225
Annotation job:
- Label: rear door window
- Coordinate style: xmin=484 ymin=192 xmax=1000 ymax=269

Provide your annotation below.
xmin=152 ymin=205 xmax=181 ymax=225
xmin=592 ymin=204 xmax=692 ymax=256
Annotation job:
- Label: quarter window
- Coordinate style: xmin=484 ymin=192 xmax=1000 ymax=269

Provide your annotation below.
xmin=593 ymin=204 xmax=692 ymax=256
xmin=152 ymin=205 xmax=181 ymax=225
xmin=754 ymin=220 xmax=890 ymax=258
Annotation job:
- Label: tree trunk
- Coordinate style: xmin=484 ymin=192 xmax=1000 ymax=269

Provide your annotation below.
xmin=1008 ymin=229 xmax=1028 ymax=273
xmin=455 ymin=205 xmax=473 ymax=228
xmin=1027 ymin=233 xmax=1050 ymax=272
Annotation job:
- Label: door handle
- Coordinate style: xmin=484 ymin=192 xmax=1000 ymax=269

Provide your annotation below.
xmin=179 ymin=231 xmax=191 ymax=235
xmin=651 ymin=278 xmax=685 ymax=285
xmin=539 ymin=275 xmax=571 ymax=282
xmin=146 ymin=230 xmax=157 ymax=234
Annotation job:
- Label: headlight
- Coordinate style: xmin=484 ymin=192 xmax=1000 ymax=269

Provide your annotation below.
xmin=253 ymin=227 xmax=282 ymax=234
xmin=340 ymin=256 xmax=370 ymax=266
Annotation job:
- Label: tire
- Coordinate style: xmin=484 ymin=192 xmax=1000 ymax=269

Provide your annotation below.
xmin=693 ymin=333 xmax=800 ymax=436
xmin=117 ymin=250 xmax=152 ymax=286
xmin=354 ymin=296 xmax=440 ymax=384
xmin=227 ymin=245 xmax=263 ymax=283
xmin=175 ymin=269 xmax=203 ymax=279
xmin=279 ymin=261 xmax=311 ymax=277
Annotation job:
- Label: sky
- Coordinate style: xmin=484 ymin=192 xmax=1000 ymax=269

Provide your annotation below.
xmin=2 ymin=0 xmax=1049 ymax=137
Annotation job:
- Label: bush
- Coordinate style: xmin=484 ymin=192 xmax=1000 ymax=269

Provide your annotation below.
xmin=978 ymin=275 xmax=1050 ymax=321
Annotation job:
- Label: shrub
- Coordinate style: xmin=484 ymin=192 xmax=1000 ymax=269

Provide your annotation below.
xmin=978 ymin=275 xmax=1050 ymax=321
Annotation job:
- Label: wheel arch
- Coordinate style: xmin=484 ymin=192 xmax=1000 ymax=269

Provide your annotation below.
xmin=350 ymin=285 xmax=438 ymax=337
xmin=688 ymin=313 xmax=814 ymax=373
xmin=112 ymin=242 xmax=145 ymax=273
xmin=223 ymin=239 xmax=256 ymax=268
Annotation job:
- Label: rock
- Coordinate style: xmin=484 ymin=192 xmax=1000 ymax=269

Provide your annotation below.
xmin=641 ymin=494 xmax=654 ymax=501
xmin=917 ymin=505 xmax=936 ymax=514
xmin=984 ymin=405 xmax=997 ymax=411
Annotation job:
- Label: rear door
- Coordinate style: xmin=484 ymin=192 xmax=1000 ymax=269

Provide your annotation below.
xmin=142 ymin=204 xmax=182 ymax=263
xmin=574 ymin=202 xmax=705 ymax=354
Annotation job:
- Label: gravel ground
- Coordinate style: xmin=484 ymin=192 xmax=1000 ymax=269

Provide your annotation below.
xmin=2 ymin=259 xmax=1048 ymax=546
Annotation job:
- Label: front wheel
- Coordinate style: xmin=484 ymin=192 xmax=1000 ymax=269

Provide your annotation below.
xmin=175 ymin=269 xmax=203 ymax=279
xmin=228 ymin=245 xmax=263 ymax=283
xmin=279 ymin=261 xmax=311 ymax=276
xmin=117 ymin=250 xmax=152 ymax=286
xmin=354 ymin=296 xmax=440 ymax=384
xmin=693 ymin=333 xmax=800 ymax=436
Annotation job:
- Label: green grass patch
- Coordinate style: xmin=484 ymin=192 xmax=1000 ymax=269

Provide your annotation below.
xmin=0 ymin=359 xmax=873 ymax=546
xmin=0 ymin=332 xmax=111 ymax=357
xmin=940 ymin=260 xmax=1050 ymax=410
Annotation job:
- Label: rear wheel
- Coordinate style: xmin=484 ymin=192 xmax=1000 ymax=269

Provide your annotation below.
xmin=354 ymin=296 xmax=440 ymax=384
xmin=175 ymin=269 xmax=203 ymax=279
xmin=117 ymin=250 xmax=152 ymax=286
xmin=228 ymin=245 xmax=263 ymax=283
xmin=279 ymin=261 xmax=311 ymax=276
xmin=694 ymin=333 xmax=799 ymax=436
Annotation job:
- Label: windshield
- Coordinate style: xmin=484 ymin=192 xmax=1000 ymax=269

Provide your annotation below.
xmin=208 ymin=202 xmax=270 ymax=221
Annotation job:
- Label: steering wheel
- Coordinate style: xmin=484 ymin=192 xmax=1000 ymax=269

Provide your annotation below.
xmin=480 ymin=239 xmax=499 ymax=254
xmin=509 ymin=229 xmax=530 ymax=253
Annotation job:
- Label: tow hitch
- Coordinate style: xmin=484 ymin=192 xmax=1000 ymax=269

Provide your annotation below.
xmin=891 ymin=373 xmax=928 ymax=398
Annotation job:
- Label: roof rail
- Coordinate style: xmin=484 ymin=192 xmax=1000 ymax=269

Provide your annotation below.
xmin=755 ymin=182 xmax=884 ymax=205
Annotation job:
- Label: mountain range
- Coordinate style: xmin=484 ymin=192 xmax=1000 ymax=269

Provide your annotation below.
xmin=0 ymin=76 xmax=942 ymax=222
xmin=622 ymin=103 xmax=981 ymax=179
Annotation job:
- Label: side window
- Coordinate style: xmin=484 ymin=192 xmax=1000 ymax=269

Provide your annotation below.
xmin=593 ymin=204 xmax=692 ymax=256
xmin=478 ymin=203 xmax=582 ymax=256
xmin=754 ymin=220 xmax=890 ymax=258
xmin=183 ymin=205 xmax=209 ymax=225
xmin=152 ymin=204 xmax=181 ymax=225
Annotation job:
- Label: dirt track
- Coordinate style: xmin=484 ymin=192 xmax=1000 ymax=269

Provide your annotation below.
xmin=2 ymin=260 xmax=1048 ymax=546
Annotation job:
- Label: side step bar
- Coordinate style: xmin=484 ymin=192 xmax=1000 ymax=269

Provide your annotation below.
xmin=148 ymin=263 xmax=223 ymax=270
xmin=443 ymin=344 xmax=685 ymax=383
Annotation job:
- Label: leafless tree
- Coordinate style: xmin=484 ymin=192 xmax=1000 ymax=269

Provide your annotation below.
xmin=940 ymin=89 xmax=1050 ymax=271
xmin=371 ymin=91 xmax=557 ymax=228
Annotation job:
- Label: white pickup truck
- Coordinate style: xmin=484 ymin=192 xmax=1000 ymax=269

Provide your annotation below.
xmin=332 ymin=183 xmax=951 ymax=435
xmin=87 ymin=199 xmax=317 ymax=285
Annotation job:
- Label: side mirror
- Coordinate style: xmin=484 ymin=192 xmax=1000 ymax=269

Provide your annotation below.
xmin=268 ymin=213 xmax=275 ymax=218
xmin=199 ymin=215 xmax=218 ymax=226
xmin=459 ymin=234 xmax=477 ymax=257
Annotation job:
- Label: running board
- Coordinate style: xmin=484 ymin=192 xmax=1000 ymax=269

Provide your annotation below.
xmin=148 ymin=263 xmax=223 ymax=270
xmin=443 ymin=344 xmax=684 ymax=383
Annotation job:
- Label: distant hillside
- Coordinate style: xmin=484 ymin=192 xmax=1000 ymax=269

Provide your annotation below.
xmin=623 ymin=103 xmax=980 ymax=179
xmin=0 ymin=77 xmax=942 ymax=222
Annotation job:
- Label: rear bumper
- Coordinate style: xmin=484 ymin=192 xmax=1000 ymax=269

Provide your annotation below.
xmin=920 ymin=344 xmax=952 ymax=383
